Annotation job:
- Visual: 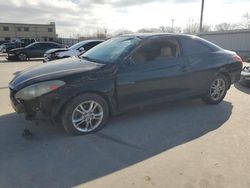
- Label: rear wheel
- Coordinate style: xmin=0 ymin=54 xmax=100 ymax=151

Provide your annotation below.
xmin=18 ymin=53 xmax=28 ymax=61
xmin=62 ymin=93 xmax=109 ymax=135
xmin=202 ymin=74 xmax=229 ymax=105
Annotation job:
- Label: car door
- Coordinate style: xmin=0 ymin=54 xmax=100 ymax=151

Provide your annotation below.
xmin=38 ymin=43 xmax=54 ymax=57
xmin=27 ymin=43 xmax=42 ymax=58
xmin=116 ymin=37 xmax=192 ymax=110
xmin=180 ymin=37 xmax=217 ymax=93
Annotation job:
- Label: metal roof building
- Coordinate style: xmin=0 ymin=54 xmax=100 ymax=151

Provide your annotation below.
xmin=198 ymin=29 xmax=250 ymax=59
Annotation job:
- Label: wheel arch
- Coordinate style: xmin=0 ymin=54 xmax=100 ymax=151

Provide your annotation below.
xmin=217 ymin=69 xmax=231 ymax=89
xmin=55 ymin=90 xmax=116 ymax=121
xmin=18 ymin=51 xmax=29 ymax=58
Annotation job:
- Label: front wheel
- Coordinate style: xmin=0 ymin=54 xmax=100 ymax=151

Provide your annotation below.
xmin=18 ymin=53 xmax=28 ymax=61
xmin=62 ymin=93 xmax=109 ymax=135
xmin=202 ymin=74 xmax=229 ymax=105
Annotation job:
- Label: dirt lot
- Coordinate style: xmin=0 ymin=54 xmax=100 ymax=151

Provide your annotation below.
xmin=0 ymin=55 xmax=250 ymax=188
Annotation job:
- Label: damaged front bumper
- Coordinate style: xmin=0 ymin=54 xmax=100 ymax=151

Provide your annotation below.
xmin=9 ymin=88 xmax=64 ymax=121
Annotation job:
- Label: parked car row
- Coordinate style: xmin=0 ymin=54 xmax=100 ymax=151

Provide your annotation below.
xmin=0 ymin=38 xmax=36 ymax=53
xmin=7 ymin=42 xmax=63 ymax=61
xmin=43 ymin=40 xmax=103 ymax=62
xmin=4 ymin=39 xmax=103 ymax=62
xmin=9 ymin=33 xmax=243 ymax=135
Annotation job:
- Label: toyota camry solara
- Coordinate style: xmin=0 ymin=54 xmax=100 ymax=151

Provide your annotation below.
xmin=9 ymin=34 xmax=243 ymax=135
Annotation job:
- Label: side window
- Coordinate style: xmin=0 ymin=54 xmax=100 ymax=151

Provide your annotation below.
xmin=49 ymin=43 xmax=59 ymax=48
xmin=83 ymin=42 xmax=100 ymax=51
xmin=181 ymin=38 xmax=212 ymax=56
xmin=42 ymin=43 xmax=58 ymax=48
xmin=131 ymin=38 xmax=180 ymax=64
xmin=40 ymin=43 xmax=49 ymax=49
xmin=30 ymin=43 xmax=41 ymax=48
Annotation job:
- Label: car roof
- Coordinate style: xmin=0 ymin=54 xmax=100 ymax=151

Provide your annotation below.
xmin=120 ymin=33 xmax=194 ymax=39
xmin=78 ymin=39 xmax=104 ymax=43
xmin=33 ymin=41 xmax=61 ymax=44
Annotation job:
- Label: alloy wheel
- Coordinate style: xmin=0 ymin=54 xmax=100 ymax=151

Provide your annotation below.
xmin=209 ymin=78 xmax=226 ymax=101
xmin=71 ymin=100 xmax=104 ymax=133
xmin=18 ymin=53 xmax=27 ymax=61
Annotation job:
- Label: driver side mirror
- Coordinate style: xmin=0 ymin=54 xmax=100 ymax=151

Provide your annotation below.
xmin=79 ymin=47 xmax=85 ymax=52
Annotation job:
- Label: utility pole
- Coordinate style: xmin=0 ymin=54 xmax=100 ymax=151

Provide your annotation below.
xmin=199 ymin=0 xmax=205 ymax=32
xmin=171 ymin=19 xmax=175 ymax=33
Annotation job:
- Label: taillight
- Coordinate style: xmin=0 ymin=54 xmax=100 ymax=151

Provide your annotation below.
xmin=233 ymin=54 xmax=243 ymax=65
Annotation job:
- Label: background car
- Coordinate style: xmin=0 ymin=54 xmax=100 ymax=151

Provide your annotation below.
xmin=7 ymin=42 xmax=63 ymax=61
xmin=9 ymin=34 xmax=242 ymax=135
xmin=0 ymin=39 xmax=36 ymax=53
xmin=43 ymin=40 xmax=103 ymax=62
xmin=0 ymin=42 xmax=22 ymax=53
xmin=239 ymin=65 xmax=250 ymax=87
xmin=0 ymin=40 xmax=9 ymax=45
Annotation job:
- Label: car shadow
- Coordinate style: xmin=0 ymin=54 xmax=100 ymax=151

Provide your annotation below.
xmin=234 ymin=82 xmax=250 ymax=94
xmin=0 ymin=99 xmax=233 ymax=188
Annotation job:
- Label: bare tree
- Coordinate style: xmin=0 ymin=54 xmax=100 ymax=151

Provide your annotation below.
xmin=183 ymin=19 xmax=199 ymax=33
xmin=159 ymin=26 xmax=181 ymax=33
xmin=137 ymin=28 xmax=161 ymax=33
xmin=214 ymin=23 xmax=232 ymax=31
xmin=113 ymin=29 xmax=134 ymax=36
xmin=242 ymin=12 xmax=250 ymax=29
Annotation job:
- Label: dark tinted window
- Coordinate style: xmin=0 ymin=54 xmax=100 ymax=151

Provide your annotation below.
xmin=41 ymin=43 xmax=59 ymax=48
xmin=48 ymin=28 xmax=53 ymax=32
xmin=29 ymin=43 xmax=42 ymax=48
xmin=132 ymin=38 xmax=181 ymax=64
xmin=83 ymin=41 xmax=101 ymax=51
xmin=17 ymin=27 xmax=21 ymax=31
xmin=181 ymin=37 xmax=212 ymax=56
xmin=51 ymin=43 xmax=61 ymax=48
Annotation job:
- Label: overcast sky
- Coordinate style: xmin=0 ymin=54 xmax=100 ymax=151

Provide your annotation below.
xmin=0 ymin=0 xmax=249 ymax=37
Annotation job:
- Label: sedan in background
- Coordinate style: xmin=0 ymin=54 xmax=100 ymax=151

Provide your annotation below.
xmin=7 ymin=42 xmax=63 ymax=61
xmin=0 ymin=42 xmax=22 ymax=53
xmin=43 ymin=40 xmax=103 ymax=62
xmin=9 ymin=34 xmax=242 ymax=135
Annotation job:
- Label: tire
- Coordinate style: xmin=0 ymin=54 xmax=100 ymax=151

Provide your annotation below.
xmin=18 ymin=53 xmax=28 ymax=61
xmin=202 ymin=74 xmax=229 ymax=105
xmin=62 ymin=93 xmax=109 ymax=135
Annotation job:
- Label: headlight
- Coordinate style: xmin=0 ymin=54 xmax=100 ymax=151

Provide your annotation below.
xmin=15 ymin=80 xmax=65 ymax=100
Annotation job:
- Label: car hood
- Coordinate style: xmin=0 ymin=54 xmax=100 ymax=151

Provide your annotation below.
xmin=9 ymin=56 xmax=104 ymax=90
xmin=46 ymin=48 xmax=68 ymax=54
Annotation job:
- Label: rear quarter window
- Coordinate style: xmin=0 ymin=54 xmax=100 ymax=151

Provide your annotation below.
xmin=180 ymin=37 xmax=213 ymax=56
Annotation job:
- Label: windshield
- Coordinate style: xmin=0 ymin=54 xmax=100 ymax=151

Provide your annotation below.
xmin=69 ymin=41 xmax=86 ymax=50
xmin=80 ymin=37 xmax=141 ymax=64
